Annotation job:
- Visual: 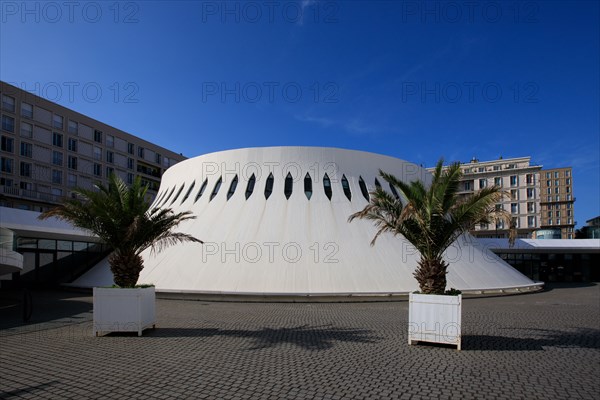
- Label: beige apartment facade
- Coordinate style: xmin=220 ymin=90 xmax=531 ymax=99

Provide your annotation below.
xmin=0 ymin=81 xmax=185 ymax=212
xmin=428 ymin=157 xmax=575 ymax=239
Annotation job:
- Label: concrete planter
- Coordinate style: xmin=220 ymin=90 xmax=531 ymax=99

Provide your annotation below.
xmin=93 ymin=287 xmax=156 ymax=337
xmin=408 ymin=293 xmax=462 ymax=350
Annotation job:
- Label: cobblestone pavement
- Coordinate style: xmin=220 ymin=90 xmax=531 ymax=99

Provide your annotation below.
xmin=0 ymin=283 xmax=598 ymax=399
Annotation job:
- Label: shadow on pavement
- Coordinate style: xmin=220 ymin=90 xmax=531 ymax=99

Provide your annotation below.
xmin=464 ymin=327 xmax=600 ymax=351
xmin=108 ymin=324 xmax=382 ymax=351
xmin=0 ymin=290 xmax=92 ymax=331
xmin=0 ymin=381 xmax=60 ymax=399
xmin=542 ymin=282 xmax=598 ymax=293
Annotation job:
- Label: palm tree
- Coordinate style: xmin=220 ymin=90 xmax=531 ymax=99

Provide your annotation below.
xmin=349 ymin=159 xmax=514 ymax=295
xmin=39 ymin=174 xmax=202 ymax=288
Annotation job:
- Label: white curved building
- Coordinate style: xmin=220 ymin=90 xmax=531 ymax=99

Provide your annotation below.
xmin=95 ymin=146 xmax=539 ymax=297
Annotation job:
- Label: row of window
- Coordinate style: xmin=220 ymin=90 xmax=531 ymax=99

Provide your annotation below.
xmin=546 ymin=218 xmax=574 ymax=226
xmin=547 ymin=210 xmax=573 ymax=218
xmin=546 ymin=186 xmax=571 ymax=194
xmin=545 ymin=170 xmax=570 ymax=179
xmin=153 ymin=174 xmax=398 ymax=209
xmin=546 ymin=178 xmax=571 ymax=186
xmin=1 ymin=93 xmax=171 ymax=167
xmin=544 ymin=195 xmax=573 ymax=202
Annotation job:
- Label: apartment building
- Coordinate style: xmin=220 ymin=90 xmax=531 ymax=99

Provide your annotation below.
xmin=0 ymin=81 xmax=185 ymax=212
xmin=428 ymin=157 xmax=575 ymax=239
xmin=539 ymin=167 xmax=576 ymax=239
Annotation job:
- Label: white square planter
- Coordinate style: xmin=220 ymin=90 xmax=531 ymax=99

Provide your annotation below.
xmin=408 ymin=293 xmax=462 ymax=350
xmin=93 ymin=287 xmax=156 ymax=337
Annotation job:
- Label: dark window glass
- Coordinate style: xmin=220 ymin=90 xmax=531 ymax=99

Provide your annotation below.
xmin=359 ymin=176 xmax=369 ymax=201
xmin=227 ymin=175 xmax=238 ymax=200
xmin=323 ymin=173 xmax=332 ymax=200
xmin=170 ymin=184 xmax=186 ymax=205
xmin=181 ymin=181 xmax=196 ymax=204
xmin=341 ymin=174 xmax=351 ymax=201
xmin=245 ymin=174 xmax=256 ymax=199
xmin=264 ymin=173 xmax=274 ymax=199
xmin=195 ymin=179 xmax=208 ymax=203
xmin=304 ymin=173 xmax=312 ymax=200
xmin=284 ymin=172 xmax=293 ymax=199
xmin=374 ymin=178 xmax=381 ymax=188
xmin=210 ymin=177 xmax=222 ymax=201
xmin=389 ymin=183 xmax=400 ymax=199
xmin=161 ymin=186 xmax=176 ymax=207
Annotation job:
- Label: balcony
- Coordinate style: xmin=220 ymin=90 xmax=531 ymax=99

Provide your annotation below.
xmin=2 ymin=186 xmax=63 ymax=204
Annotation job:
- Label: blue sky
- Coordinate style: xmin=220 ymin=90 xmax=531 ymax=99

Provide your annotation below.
xmin=1 ymin=1 xmax=598 ymax=225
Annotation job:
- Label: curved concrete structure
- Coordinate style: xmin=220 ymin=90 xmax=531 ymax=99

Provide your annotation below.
xmin=120 ymin=146 xmax=538 ymax=296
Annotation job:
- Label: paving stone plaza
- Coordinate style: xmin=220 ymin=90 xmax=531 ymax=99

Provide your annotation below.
xmin=1 ymin=283 xmax=598 ymax=399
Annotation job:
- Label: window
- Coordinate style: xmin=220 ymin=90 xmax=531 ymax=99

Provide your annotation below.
xmin=68 ymin=138 xmax=78 ymax=152
xmin=526 ymin=174 xmax=534 ymax=185
xmin=493 ymin=165 xmax=500 ymax=171
xmin=2 ymin=115 xmax=15 ymax=132
xmin=464 ymin=181 xmax=472 ymax=191
xmin=53 ymin=114 xmax=63 ymax=129
xmin=480 ymin=223 xmax=488 ymax=230
xmin=0 ymin=177 xmax=13 ymax=186
xmin=51 ymin=188 xmax=62 ymax=197
xmin=527 ymin=216 xmax=535 ymax=227
xmin=567 ymin=203 xmax=572 ymax=209
xmin=227 ymin=176 xmax=239 ymax=200
xmin=342 ymin=175 xmax=352 ymax=200
xmin=171 ymin=184 xmax=186 ymax=205
xmin=548 ymin=219 xmax=553 ymax=225
xmin=546 ymin=187 xmax=551 ymax=194
xmin=546 ymin=180 xmax=551 ymax=186
xmin=566 ymin=178 xmax=571 ymax=185
xmin=359 ymin=176 xmax=369 ymax=201
xmin=181 ymin=181 xmax=196 ymax=204
xmin=284 ymin=172 xmax=293 ymax=199
xmin=494 ymin=177 xmax=502 ymax=187
xmin=565 ymin=170 xmax=570 ymax=177
xmin=106 ymin=151 xmax=114 ymax=164
xmin=374 ymin=178 xmax=381 ymax=189
xmin=20 ymin=142 xmax=32 ymax=158
xmin=547 ymin=211 xmax=552 ymax=218
xmin=245 ymin=174 xmax=256 ymax=200
xmin=304 ymin=173 xmax=312 ymax=200
xmin=52 ymin=151 xmax=63 ymax=166
xmin=127 ymin=158 xmax=134 ymax=170
xmin=155 ymin=153 xmax=161 ymax=164
xmin=495 ymin=204 xmax=503 ymax=211
xmin=20 ymin=162 xmax=31 ymax=177
xmin=195 ymin=179 xmax=208 ymax=203
xmin=68 ymin=156 xmax=77 ymax=170
xmin=568 ymin=218 xmax=573 ymax=224
xmin=106 ymin=167 xmax=114 ymax=177
xmin=566 ymin=186 xmax=570 ymax=193
xmin=264 ymin=173 xmax=274 ymax=200
xmin=2 ymin=95 xmax=15 ymax=112
xmin=21 ymin=122 xmax=33 ymax=138
xmin=209 ymin=177 xmax=222 ymax=201
xmin=93 ymin=163 xmax=102 ymax=177
xmin=510 ymin=189 xmax=518 ymax=200
xmin=21 ymin=102 xmax=33 ymax=118
xmin=127 ymin=173 xmax=134 ymax=185
xmin=93 ymin=146 xmax=102 ymax=160
xmin=323 ymin=173 xmax=332 ymax=200
xmin=527 ymin=203 xmax=535 ymax=213
xmin=68 ymin=173 xmax=77 ymax=187
xmin=554 ymin=171 xmax=559 ymax=178
xmin=138 ymin=147 xmax=145 ymax=158
xmin=94 ymin=130 xmax=102 ymax=143
xmin=567 ymin=194 xmax=572 ymax=201
xmin=478 ymin=167 xmax=485 ymax=172
xmin=68 ymin=120 xmax=78 ymax=134
xmin=556 ymin=218 xmax=561 ymax=225
xmin=1 ymin=136 xmax=14 ymax=153
xmin=555 ymin=195 xmax=560 ymax=201
xmin=52 ymin=170 xmax=62 ymax=184
xmin=554 ymin=179 xmax=559 ymax=186
xmin=52 ymin=132 xmax=63 ymax=147
xmin=509 ymin=175 xmax=517 ymax=186
xmin=496 ymin=219 xmax=504 ymax=229
xmin=568 ymin=234 xmax=573 ymax=239
xmin=511 ymin=203 xmax=518 ymax=214
xmin=556 ymin=211 xmax=561 ymax=217
xmin=0 ymin=157 xmax=13 ymax=173
xmin=106 ymin=135 xmax=114 ymax=148
xmin=526 ymin=188 xmax=534 ymax=199
xmin=479 ymin=179 xmax=487 ymax=189
xmin=127 ymin=143 xmax=134 ymax=155
xmin=554 ymin=187 xmax=559 ymax=194
xmin=512 ymin=217 xmax=519 ymax=228
xmin=545 ymin=172 xmax=551 ymax=179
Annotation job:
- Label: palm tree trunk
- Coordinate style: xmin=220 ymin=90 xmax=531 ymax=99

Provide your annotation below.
xmin=413 ymin=258 xmax=448 ymax=294
xmin=109 ymin=251 xmax=144 ymax=288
